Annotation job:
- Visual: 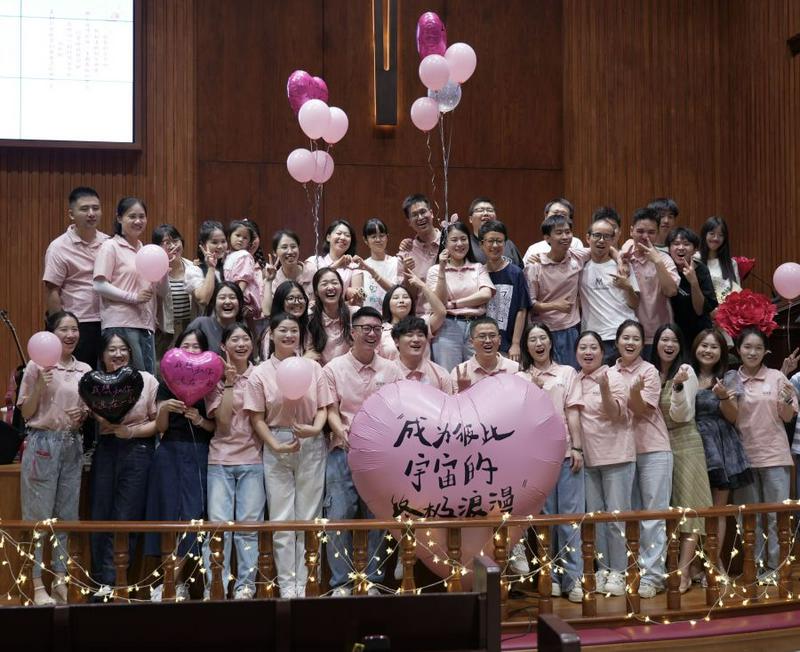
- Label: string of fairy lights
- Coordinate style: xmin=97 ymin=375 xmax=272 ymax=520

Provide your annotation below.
xmin=1 ymin=505 xmax=799 ymax=628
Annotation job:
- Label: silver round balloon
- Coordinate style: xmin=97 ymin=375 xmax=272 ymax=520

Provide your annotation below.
xmin=428 ymin=81 xmax=462 ymax=113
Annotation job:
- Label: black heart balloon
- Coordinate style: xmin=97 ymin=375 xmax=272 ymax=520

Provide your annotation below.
xmin=79 ymin=366 xmax=144 ymax=424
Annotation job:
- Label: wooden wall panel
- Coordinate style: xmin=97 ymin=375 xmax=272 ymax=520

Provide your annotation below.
xmin=0 ymin=0 xmax=196 ymax=384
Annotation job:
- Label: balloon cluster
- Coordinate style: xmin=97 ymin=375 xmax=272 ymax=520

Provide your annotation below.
xmin=410 ymin=12 xmax=477 ymax=132
xmin=285 ymin=70 xmax=349 ymax=185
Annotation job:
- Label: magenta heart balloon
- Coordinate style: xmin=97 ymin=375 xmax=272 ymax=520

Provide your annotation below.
xmin=287 ymin=70 xmax=329 ymax=114
xmin=160 ymin=348 xmax=224 ymax=406
xmin=416 ymin=11 xmax=447 ymax=59
xmin=349 ymin=375 xmax=565 ymax=579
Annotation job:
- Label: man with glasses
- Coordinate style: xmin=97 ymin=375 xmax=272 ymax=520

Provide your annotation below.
xmin=451 ymin=317 xmax=519 ymax=392
xmin=323 ymin=306 xmax=403 ymax=596
xmin=398 ymin=193 xmax=441 ymax=314
xmin=479 ymin=220 xmax=531 ymax=362
xmin=466 ymin=197 xmax=523 ymax=268
xmin=580 ymin=211 xmax=640 ymax=365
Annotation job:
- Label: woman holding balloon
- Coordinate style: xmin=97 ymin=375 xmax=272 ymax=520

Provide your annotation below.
xmin=246 ymin=312 xmax=332 ymax=598
xmin=18 ymin=311 xmax=91 ymax=604
xmin=89 ymin=331 xmax=159 ymax=599
xmin=93 ymin=197 xmax=165 ymax=374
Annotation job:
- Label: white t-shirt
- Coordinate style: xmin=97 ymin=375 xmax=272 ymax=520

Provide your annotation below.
xmin=360 ymin=255 xmax=401 ymax=311
xmin=523 ymin=237 xmax=584 ymax=260
xmin=579 ymin=258 xmax=640 ymax=340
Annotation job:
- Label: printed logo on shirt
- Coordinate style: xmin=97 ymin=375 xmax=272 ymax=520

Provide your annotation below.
xmin=486 ymin=283 xmax=513 ymax=330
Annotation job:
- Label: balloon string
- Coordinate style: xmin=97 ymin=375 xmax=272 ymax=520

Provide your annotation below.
xmin=788 ymin=302 xmax=792 ymax=352
xmin=314 ymin=183 xmax=322 ymax=258
xmin=439 ymin=113 xmax=450 ymax=219
xmin=426 ymin=131 xmax=440 ymax=219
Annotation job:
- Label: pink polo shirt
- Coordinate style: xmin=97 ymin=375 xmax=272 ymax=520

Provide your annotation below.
xmin=244 ymin=356 xmax=332 ymax=428
xmin=97 ymin=371 xmax=158 ymax=436
xmin=577 ymin=365 xmax=634 ymax=467
xmin=43 ymin=226 xmax=109 ymax=322
xmin=524 ymin=248 xmax=591 ymax=331
xmin=323 ymin=351 xmax=403 ymax=437
xmin=94 ymin=235 xmax=157 ymax=331
xmin=516 ymin=363 xmax=583 ymax=455
xmin=425 ymin=261 xmax=495 ymax=317
xmin=733 ymin=366 xmax=797 ymax=468
xmin=629 ymin=250 xmax=680 ymax=343
xmin=206 ymin=365 xmax=262 ymax=465
xmin=614 ymin=357 xmax=671 ymax=454
xmin=451 ymin=355 xmax=519 ymax=388
xmin=403 ymin=229 xmax=441 ymax=315
xmin=305 ymin=253 xmax=356 ymax=290
xmin=314 ymin=307 xmax=357 ymax=365
xmin=396 ymin=358 xmax=455 ymax=394
xmin=272 ymin=264 xmax=315 ymax=303
xmin=17 ymin=358 xmax=92 ymax=431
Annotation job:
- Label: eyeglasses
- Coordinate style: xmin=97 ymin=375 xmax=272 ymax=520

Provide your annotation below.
xmin=482 ymin=238 xmax=505 ymax=246
xmin=473 ymin=333 xmax=499 ymax=342
xmin=353 ymin=324 xmax=382 ymax=335
xmin=589 ymin=232 xmax=614 ymax=241
xmin=285 ymin=296 xmax=306 ymax=304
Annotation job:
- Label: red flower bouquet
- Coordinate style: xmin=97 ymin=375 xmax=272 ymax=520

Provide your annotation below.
xmin=715 ymin=289 xmax=777 ymax=338
xmin=733 ymin=256 xmax=756 ymax=281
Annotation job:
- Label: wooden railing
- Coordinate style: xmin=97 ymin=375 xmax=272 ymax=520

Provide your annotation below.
xmin=1 ymin=502 xmax=799 ymax=622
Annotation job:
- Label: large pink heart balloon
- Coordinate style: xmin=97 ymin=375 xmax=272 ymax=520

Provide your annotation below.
xmin=416 ymin=11 xmax=447 ymax=59
xmin=287 ymin=70 xmax=329 ymax=114
xmin=161 ymin=348 xmax=224 ymax=406
xmin=349 ymin=375 xmax=565 ymax=579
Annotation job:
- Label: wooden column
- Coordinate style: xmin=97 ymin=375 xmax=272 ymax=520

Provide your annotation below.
xmin=581 ymin=521 xmax=596 ymax=617
xmin=493 ymin=525 xmax=509 ymax=618
xmin=665 ymin=518 xmax=680 ymax=610
xmin=257 ymin=531 xmax=275 ymax=598
xmin=625 ymin=520 xmax=640 ymax=615
xmin=400 ymin=527 xmax=416 ymax=594
xmin=209 ymin=533 xmax=225 ymax=600
xmin=447 ymin=527 xmax=463 ymax=593
xmin=113 ymin=532 xmax=130 ymax=602
xmin=536 ymin=526 xmax=552 ymax=615
xmin=778 ymin=511 xmax=792 ymax=598
xmin=353 ymin=529 xmax=368 ymax=595
xmin=703 ymin=515 xmax=720 ymax=606
xmin=304 ymin=530 xmax=321 ymax=597
xmin=160 ymin=532 xmax=176 ymax=601
xmin=742 ymin=512 xmax=757 ymax=599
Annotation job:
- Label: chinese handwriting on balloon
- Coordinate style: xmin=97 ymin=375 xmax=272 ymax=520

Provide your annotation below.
xmin=391 ymin=486 xmax=515 ymax=519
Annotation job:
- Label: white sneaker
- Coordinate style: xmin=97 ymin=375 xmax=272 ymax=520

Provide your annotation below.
xmin=331 ymin=586 xmax=351 ymax=597
xmin=567 ymin=586 xmax=583 ymax=603
xmin=604 ymin=571 xmax=625 ymax=597
xmin=638 ymin=582 xmax=658 ymax=599
xmin=279 ymin=584 xmax=296 ymax=599
xmin=394 ymin=555 xmax=404 ymax=581
xmin=175 ymin=583 xmax=190 ymax=601
xmin=51 ymin=578 xmax=68 ymax=605
xmin=551 ymin=582 xmax=562 ymax=597
xmin=594 ymin=569 xmax=608 ymax=593
xmin=94 ymin=585 xmax=113 ymax=601
xmin=234 ymin=585 xmax=254 ymax=600
xmin=150 ymin=584 xmax=163 ymax=602
xmin=33 ymin=587 xmax=55 ymax=606
xmin=510 ymin=543 xmax=530 ymax=575
xmin=367 ymin=586 xmax=381 ymax=596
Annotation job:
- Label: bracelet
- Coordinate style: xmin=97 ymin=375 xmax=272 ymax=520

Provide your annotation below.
xmin=224 ymin=384 xmax=234 ymax=389
xmin=720 ymin=395 xmax=732 ymax=401
xmin=571 ymin=447 xmax=583 ymax=453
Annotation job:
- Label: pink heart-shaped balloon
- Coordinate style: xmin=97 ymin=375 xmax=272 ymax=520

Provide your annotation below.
xmin=416 ymin=11 xmax=447 ymax=59
xmin=349 ymin=375 xmax=565 ymax=579
xmin=287 ymin=70 xmax=329 ymax=114
xmin=160 ymin=348 xmax=224 ymax=406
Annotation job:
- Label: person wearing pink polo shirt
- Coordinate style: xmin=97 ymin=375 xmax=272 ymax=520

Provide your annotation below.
xmin=391 ymin=316 xmax=454 ymax=393
xmin=93 ymin=197 xmax=161 ymax=374
xmin=271 ymin=230 xmax=315 ymax=302
xmin=308 ymin=267 xmax=355 ymax=365
xmin=200 ymin=323 xmax=264 ymax=600
xmin=451 ymin=317 xmax=519 ymax=391
xmin=323 ymin=306 xmax=404 ymax=596
xmin=378 ymin=275 xmax=445 ymax=361
xmin=17 ymin=311 xmax=91 ymax=605
xmin=614 ymin=319 xmax=673 ymax=599
xmin=517 ymin=322 xmax=585 ymax=602
xmin=427 ymin=221 xmax=495 ymax=372
xmin=575 ymin=330 xmax=633 ymax=598
xmin=43 ymin=186 xmax=109 ymax=368
xmin=525 ymin=214 xmax=591 ymax=369
xmin=523 ymin=198 xmax=584 ymax=259
xmin=626 ymin=208 xmax=679 ymax=356
xmin=729 ymin=326 xmax=798 ymax=577
xmin=398 ymin=194 xmax=441 ymax=314
xmin=305 ymin=220 xmax=361 ymax=304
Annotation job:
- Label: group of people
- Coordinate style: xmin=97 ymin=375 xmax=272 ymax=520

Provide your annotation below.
xmin=17 ymin=186 xmax=800 ymax=607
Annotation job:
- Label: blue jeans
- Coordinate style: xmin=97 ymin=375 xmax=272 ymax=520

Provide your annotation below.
xmin=20 ymin=430 xmax=83 ymax=577
xmin=203 ymin=464 xmax=266 ymax=593
xmin=733 ymin=465 xmax=791 ymax=571
xmin=585 ymin=462 xmax=635 ymax=573
xmin=632 ymin=451 xmax=673 ymax=589
xmin=543 ymin=458 xmax=585 ymax=592
xmin=102 ymin=327 xmax=156 ymax=375
xmin=323 ymin=447 xmax=385 ymax=590
xmin=431 ymin=317 xmax=475 ymax=372
xmin=90 ymin=436 xmax=154 ymax=586
xmin=551 ymin=325 xmax=580 ymax=369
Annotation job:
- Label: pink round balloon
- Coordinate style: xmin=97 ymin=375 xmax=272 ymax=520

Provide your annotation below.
xmin=286 ymin=148 xmax=316 ymax=183
xmin=298 ymin=99 xmax=331 ymax=140
xmin=276 ymin=357 xmax=314 ymax=401
xmin=774 ymin=262 xmax=800 ymax=300
xmin=418 ymin=54 xmax=450 ymax=91
xmin=445 ymin=42 xmax=477 ymax=84
xmin=349 ymin=375 xmax=565 ymax=580
xmin=311 ymin=150 xmax=334 ymax=184
xmin=322 ymin=107 xmax=349 ymax=144
xmin=135 ymin=244 xmax=169 ymax=283
xmin=286 ymin=70 xmax=328 ymax=114
xmin=27 ymin=331 xmax=63 ymax=368
xmin=416 ymin=11 xmax=447 ymax=59
xmin=410 ymin=96 xmax=440 ymax=131
xmin=161 ymin=348 xmax=224 ymax=406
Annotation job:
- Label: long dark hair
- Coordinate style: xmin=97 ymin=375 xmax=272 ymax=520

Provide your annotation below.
xmin=175 ymin=327 xmax=210 ymax=351
xmin=259 ymin=281 xmax=310 ymax=355
xmin=206 ymin=281 xmax=245 ymax=322
xmin=196 ymin=220 xmax=226 ymax=280
xmin=699 ymin=216 xmax=736 ymax=282
xmin=650 ymin=323 xmax=686 ymax=381
xmin=98 ymin=330 xmax=134 ymax=372
xmin=221 ymin=321 xmax=255 ymax=364
xmin=382 ymin=284 xmax=416 ymax=322
xmin=308 ymin=268 xmax=351 ymax=354
xmin=520 ymin=321 xmax=554 ymax=371
xmin=691 ymin=328 xmax=729 ymax=378
xmin=437 ymin=221 xmax=478 ymax=263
